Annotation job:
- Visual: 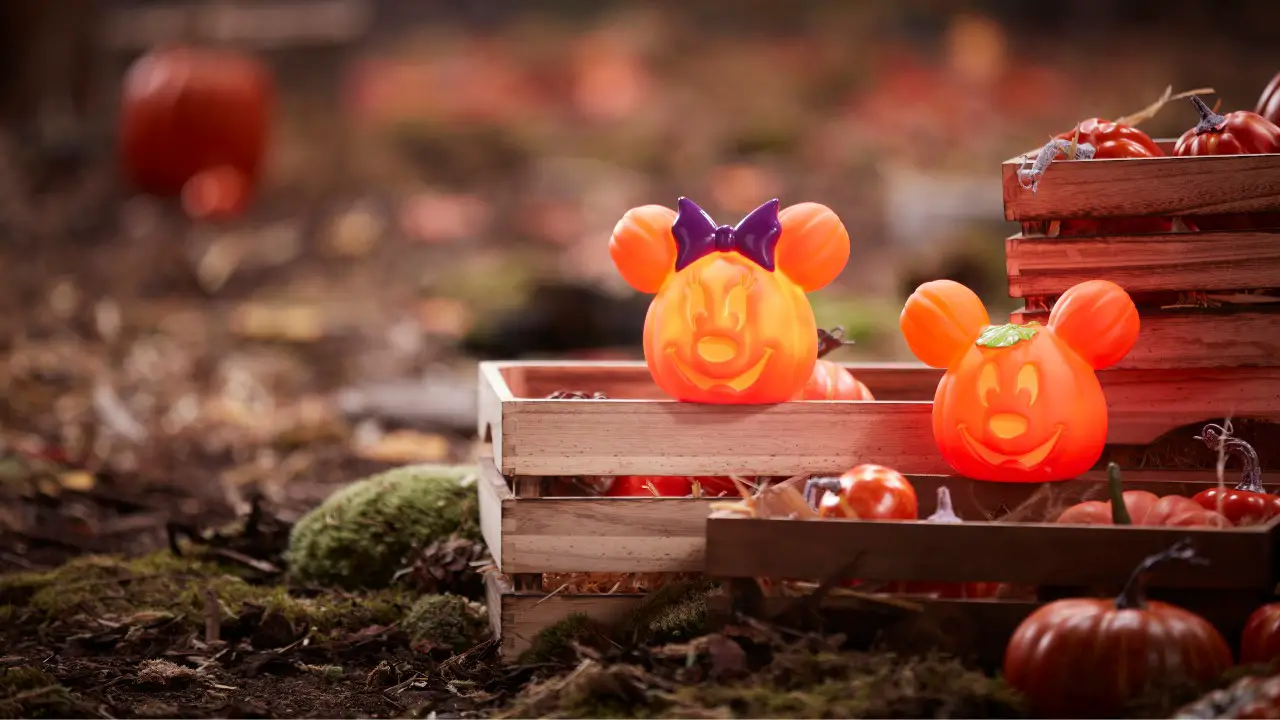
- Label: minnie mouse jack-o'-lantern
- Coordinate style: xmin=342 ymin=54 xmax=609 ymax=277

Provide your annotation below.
xmin=900 ymin=279 xmax=1139 ymax=482
xmin=610 ymin=198 xmax=850 ymax=404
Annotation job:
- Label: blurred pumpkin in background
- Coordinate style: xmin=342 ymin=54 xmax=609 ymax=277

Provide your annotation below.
xmin=118 ymin=46 xmax=274 ymax=221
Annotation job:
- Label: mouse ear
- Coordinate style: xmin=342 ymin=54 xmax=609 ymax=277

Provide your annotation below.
xmin=609 ymin=205 xmax=678 ymax=294
xmin=900 ymin=280 xmax=990 ymax=368
xmin=1047 ymin=280 xmax=1139 ymax=370
xmin=774 ymin=203 xmax=850 ymax=291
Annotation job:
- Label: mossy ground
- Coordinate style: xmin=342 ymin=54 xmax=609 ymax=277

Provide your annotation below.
xmin=403 ymin=593 xmax=489 ymax=654
xmin=0 ymin=550 xmax=414 ymax=640
xmin=286 ymin=464 xmax=482 ymax=590
xmin=0 ymin=547 xmax=496 ymax=718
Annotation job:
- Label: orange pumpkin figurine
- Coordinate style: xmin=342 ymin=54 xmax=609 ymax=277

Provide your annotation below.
xmin=900 ymin=279 xmax=1139 ymax=482
xmin=611 ymin=198 xmax=850 ymax=403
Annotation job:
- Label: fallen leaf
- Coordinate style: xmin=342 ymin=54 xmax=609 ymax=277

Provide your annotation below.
xmin=326 ymin=204 xmax=385 ymax=257
xmin=416 ymin=298 xmax=472 ymax=337
xmin=58 ymin=471 xmax=96 ymax=492
xmin=357 ymin=429 xmax=450 ymax=464
xmin=230 ymin=303 xmax=326 ymax=343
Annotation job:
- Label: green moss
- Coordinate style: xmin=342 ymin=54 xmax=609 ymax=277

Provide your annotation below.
xmin=0 ymin=551 xmax=413 ymax=636
xmin=287 ymin=464 xmax=481 ymax=590
xmin=613 ymin=580 xmax=713 ymax=647
xmin=642 ymin=593 xmax=707 ymax=646
xmin=518 ymin=613 xmax=609 ymax=665
xmin=0 ymin=667 xmax=80 ymax=718
xmin=402 ymin=594 xmax=488 ymax=654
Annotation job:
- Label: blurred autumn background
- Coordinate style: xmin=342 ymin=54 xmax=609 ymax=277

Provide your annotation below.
xmin=1 ymin=0 xmax=1277 ymax=565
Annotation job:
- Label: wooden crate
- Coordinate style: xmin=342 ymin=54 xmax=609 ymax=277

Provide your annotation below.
xmin=476 ymin=360 xmax=1280 ymax=659
xmin=479 ymin=360 xmax=1276 ymax=463
xmin=1001 ymin=140 xmax=1280 ymax=378
xmin=706 ymin=475 xmax=1280 ymax=669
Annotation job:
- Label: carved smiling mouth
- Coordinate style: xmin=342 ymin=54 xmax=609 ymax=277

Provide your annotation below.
xmin=958 ymin=424 xmax=1064 ymax=468
xmin=669 ymin=347 xmax=774 ymax=392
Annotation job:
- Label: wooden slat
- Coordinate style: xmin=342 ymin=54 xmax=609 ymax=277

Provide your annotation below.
xmin=481 ymin=457 xmax=718 ymax=574
xmin=486 ymin=572 xmax=645 ymax=660
xmin=705 ymin=516 xmax=1277 ymax=589
xmin=1005 ymin=231 xmax=1280 ymax=297
xmin=502 ymin=397 xmax=941 ymax=476
xmin=477 ymin=459 xmax=512 ymax=569
xmin=479 ymin=361 xmax=1280 ymax=474
xmin=513 ymin=361 xmax=938 ymax=402
xmin=484 ymin=461 xmax=1277 ymax=575
xmin=1001 ymin=147 xmax=1280 ymax=221
xmin=1008 ymin=309 xmax=1280 ymax=371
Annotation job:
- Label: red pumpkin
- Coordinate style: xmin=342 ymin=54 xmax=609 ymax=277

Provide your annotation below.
xmin=796 ymin=327 xmax=875 ymax=401
xmin=798 ymin=360 xmax=875 ymax=401
xmin=884 ymin=486 xmax=1001 ymax=599
xmin=1057 ymin=463 xmax=1231 ymax=528
xmin=811 ymin=464 xmax=917 ymax=521
xmin=605 ymin=475 xmax=693 ymax=497
xmin=1241 ymin=603 xmax=1280 ymax=665
xmin=119 ymin=46 xmax=274 ymax=220
xmin=1004 ymin=541 xmax=1234 ymax=718
xmin=1049 ymin=120 xmax=1181 ymax=237
xmin=1259 ymin=72 xmax=1280 ymax=125
xmin=692 ymin=476 xmax=741 ymax=497
xmin=1174 ymin=95 xmax=1280 ymax=156
xmin=1191 ymin=425 xmax=1280 ymax=526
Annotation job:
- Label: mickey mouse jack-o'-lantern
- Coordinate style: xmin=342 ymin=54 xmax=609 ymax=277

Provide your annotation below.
xmin=900 ymin=279 xmax=1139 ymax=482
xmin=610 ymin=198 xmax=850 ymax=404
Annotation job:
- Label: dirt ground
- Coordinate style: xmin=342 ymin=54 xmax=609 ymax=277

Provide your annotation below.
xmin=0 ymin=120 xmax=513 ymax=715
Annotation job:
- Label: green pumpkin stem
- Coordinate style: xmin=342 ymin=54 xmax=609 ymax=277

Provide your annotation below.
xmin=1115 ymin=538 xmax=1204 ymax=610
xmin=1107 ymin=462 xmax=1133 ymax=526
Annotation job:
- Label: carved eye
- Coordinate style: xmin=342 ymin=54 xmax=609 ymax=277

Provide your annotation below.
xmin=977 ymin=363 xmax=998 ymax=407
xmin=725 ymin=284 xmax=748 ymax=330
xmin=686 ymin=275 xmax=708 ymax=325
xmin=1017 ymin=363 xmax=1040 ymax=406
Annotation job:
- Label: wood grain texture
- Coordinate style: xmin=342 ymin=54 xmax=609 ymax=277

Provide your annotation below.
xmin=485 ymin=572 xmax=646 ymax=660
xmin=705 ymin=516 xmax=1278 ymax=589
xmin=479 ymin=361 xmax=1280 ymax=475
xmin=1005 ymin=231 xmax=1280 ymax=297
xmin=480 ymin=457 xmax=718 ymax=574
xmin=1001 ymin=147 xmax=1280 ymax=221
xmin=1009 ymin=309 xmax=1280 ymax=370
xmin=482 ymin=452 xmax=1274 ymax=574
xmin=477 ymin=459 xmax=511 ymax=568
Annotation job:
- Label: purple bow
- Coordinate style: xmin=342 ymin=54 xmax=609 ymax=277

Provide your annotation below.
xmin=671 ymin=197 xmax=782 ymax=272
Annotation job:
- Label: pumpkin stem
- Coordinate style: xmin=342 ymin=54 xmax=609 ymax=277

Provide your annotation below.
xmin=1190 ymin=95 xmax=1228 ymax=135
xmin=803 ymin=476 xmax=843 ymax=510
xmin=1107 ymin=462 xmax=1133 ymax=525
xmin=1196 ymin=423 xmax=1264 ymax=494
xmin=816 ymin=327 xmax=852 ymax=359
xmin=1115 ymin=538 xmax=1205 ymax=610
xmin=928 ymin=486 xmax=962 ymax=524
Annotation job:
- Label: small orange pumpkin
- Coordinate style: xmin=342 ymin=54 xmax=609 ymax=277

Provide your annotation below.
xmin=611 ymin=198 xmax=850 ymax=404
xmin=900 ymin=279 xmax=1139 ymax=482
